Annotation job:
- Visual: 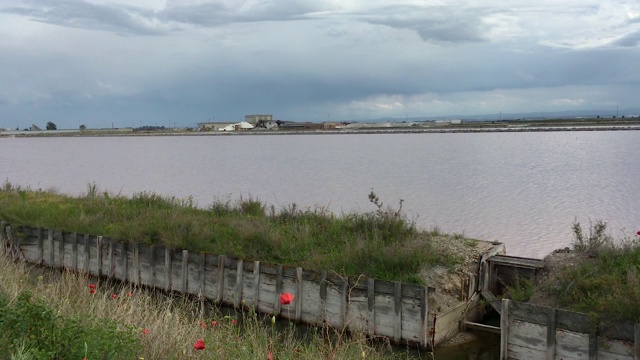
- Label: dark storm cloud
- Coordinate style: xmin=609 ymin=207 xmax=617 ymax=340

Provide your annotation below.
xmin=612 ymin=30 xmax=640 ymax=47
xmin=365 ymin=5 xmax=491 ymax=43
xmin=158 ymin=1 xmax=324 ymax=26
xmin=1 ymin=0 xmax=162 ymax=35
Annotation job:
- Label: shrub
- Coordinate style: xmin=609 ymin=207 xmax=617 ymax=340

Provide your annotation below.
xmin=571 ymin=219 xmax=613 ymax=257
xmin=0 ymin=291 xmax=138 ymax=359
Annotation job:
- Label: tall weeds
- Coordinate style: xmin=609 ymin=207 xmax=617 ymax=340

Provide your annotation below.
xmin=544 ymin=221 xmax=640 ymax=323
xmin=0 ymin=183 xmax=457 ymax=284
xmin=0 ymin=252 xmax=415 ymax=359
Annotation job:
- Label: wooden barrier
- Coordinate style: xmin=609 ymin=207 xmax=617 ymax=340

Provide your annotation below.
xmin=500 ymin=299 xmax=640 ymax=360
xmin=2 ymin=223 xmax=444 ymax=348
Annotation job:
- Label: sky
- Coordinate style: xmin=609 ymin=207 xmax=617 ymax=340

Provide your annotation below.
xmin=0 ymin=0 xmax=639 ymax=129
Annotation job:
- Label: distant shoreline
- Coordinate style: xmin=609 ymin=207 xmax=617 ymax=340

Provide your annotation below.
xmin=3 ymin=123 xmax=640 ymax=138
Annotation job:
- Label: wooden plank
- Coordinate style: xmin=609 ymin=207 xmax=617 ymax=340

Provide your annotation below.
xmin=37 ymin=228 xmax=44 ymax=264
xmin=488 ymin=255 xmax=545 ymax=269
xmin=96 ymin=236 xmax=102 ymax=276
xmin=274 ymin=264 xmax=284 ymax=315
xmin=510 ymin=301 xmax=552 ymax=326
xmin=200 ymin=253 xmax=206 ymax=296
xmin=148 ymin=245 xmax=156 ymax=287
xmin=164 ymin=247 xmax=172 ymax=291
xmin=373 ymin=292 xmax=395 ymax=337
xmin=432 ymin=302 xmax=466 ymax=345
xmin=113 ymin=241 xmax=125 ymax=281
xmin=547 ymin=308 xmax=556 ymax=360
xmin=481 ymin=289 xmax=502 ymax=315
xmin=596 ymin=338 xmax=634 ymax=360
xmin=421 ymin=285 xmax=430 ymax=348
xmin=121 ymin=242 xmax=129 ymax=282
xmin=295 ymin=267 xmax=302 ymax=321
xmin=170 ymin=250 xmax=183 ymax=292
xmin=71 ymin=233 xmax=78 ymax=269
xmin=15 ymin=231 xmax=39 ymax=263
xmin=320 ymin=270 xmax=327 ymax=322
xmin=185 ymin=250 xmax=200 ymax=294
xmin=107 ymin=238 xmax=114 ymax=277
xmin=555 ymin=328 xmax=589 ymax=360
xmin=368 ymin=278 xmax=375 ymax=335
xmin=323 ymin=282 xmax=345 ymax=328
xmin=138 ymin=244 xmax=155 ymax=287
xmin=0 ymin=221 xmax=5 ymax=255
xmin=235 ymin=260 xmax=244 ymax=308
xmin=83 ymin=234 xmax=90 ymax=273
xmin=47 ymin=228 xmax=54 ymax=266
xmin=589 ymin=326 xmax=597 ymax=360
xmin=464 ymin=321 xmax=501 ymax=334
xmin=401 ymin=296 xmax=425 ymax=343
xmin=181 ymin=249 xmax=189 ymax=293
xmin=636 ymin=323 xmax=640 ymax=360
xmin=57 ymin=230 xmax=64 ymax=267
xmin=253 ymin=261 xmax=260 ymax=308
xmin=500 ymin=299 xmax=509 ymax=360
xmin=133 ymin=242 xmax=140 ymax=285
xmin=509 ymin=320 xmax=548 ymax=351
xmin=508 ymin=344 xmax=547 ymax=360
xmin=341 ymin=281 xmax=349 ymax=327
xmin=299 ymin=279 xmax=321 ymax=324
xmin=480 ymin=243 xmax=506 ymax=293
xmin=217 ymin=255 xmax=225 ymax=303
xmin=346 ymin=289 xmax=368 ymax=332
xmin=394 ymin=281 xmax=402 ymax=343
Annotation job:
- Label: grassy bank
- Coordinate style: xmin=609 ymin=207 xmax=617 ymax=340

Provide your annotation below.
xmin=506 ymin=220 xmax=640 ymax=324
xmin=0 ymin=183 xmax=463 ymax=284
xmin=0 ymin=252 xmax=418 ymax=359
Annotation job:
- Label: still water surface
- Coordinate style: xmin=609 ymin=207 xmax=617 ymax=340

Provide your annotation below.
xmin=2 ymin=131 xmax=639 ymax=258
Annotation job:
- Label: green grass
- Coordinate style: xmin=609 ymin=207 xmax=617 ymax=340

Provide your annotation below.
xmin=0 ymin=182 xmax=463 ymax=284
xmin=0 ymin=252 xmax=418 ymax=359
xmin=525 ymin=220 xmax=640 ymax=324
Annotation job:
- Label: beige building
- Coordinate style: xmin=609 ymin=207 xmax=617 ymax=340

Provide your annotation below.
xmin=244 ymin=115 xmax=272 ymax=126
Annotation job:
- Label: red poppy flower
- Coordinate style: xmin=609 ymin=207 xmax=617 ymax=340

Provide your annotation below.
xmin=231 ymin=319 xmax=237 ymax=325
xmin=127 ymin=292 xmax=132 ymax=297
xmin=142 ymin=328 xmax=150 ymax=335
xmin=636 ymin=230 xmax=640 ymax=236
xmin=279 ymin=292 xmax=294 ymax=305
xmin=90 ymin=289 xmax=96 ymax=294
xmin=112 ymin=294 xmax=118 ymax=300
xmin=193 ymin=339 xmax=205 ymax=350
xmin=199 ymin=322 xmax=207 ymax=329
xmin=89 ymin=284 xmax=96 ymax=289
xmin=267 ymin=351 xmax=273 ymax=360
xmin=211 ymin=320 xmax=218 ymax=326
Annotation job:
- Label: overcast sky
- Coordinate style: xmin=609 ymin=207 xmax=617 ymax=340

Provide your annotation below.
xmin=1 ymin=0 xmax=639 ymax=129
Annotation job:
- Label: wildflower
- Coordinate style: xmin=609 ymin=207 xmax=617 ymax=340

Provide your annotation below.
xmin=279 ymin=292 xmax=294 ymax=305
xmin=267 ymin=351 xmax=273 ymax=360
xmin=142 ymin=328 xmax=150 ymax=335
xmin=90 ymin=289 xmax=96 ymax=294
xmin=193 ymin=339 xmax=205 ymax=350
xmin=89 ymin=284 xmax=96 ymax=289
xmin=636 ymin=230 xmax=640 ymax=236
xmin=211 ymin=320 xmax=218 ymax=326
xmin=112 ymin=294 xmax=118 ymax=300
xmin=199 ymin=322 xmax=206 ymax=329
xmin=231 ymin=319 xmax=237 ymax=325
xmin=127 ymin=292 xmax=132 ymax=297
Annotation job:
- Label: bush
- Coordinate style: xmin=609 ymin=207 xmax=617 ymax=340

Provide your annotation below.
xmin=0 ymin=291 xmax=138 ymax=359
xmin=571 ymin=219 xmax=613 ymax=257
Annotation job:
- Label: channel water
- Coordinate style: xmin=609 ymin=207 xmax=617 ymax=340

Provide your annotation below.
xmin=2 ymin=131 xmax=638 ymax=258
